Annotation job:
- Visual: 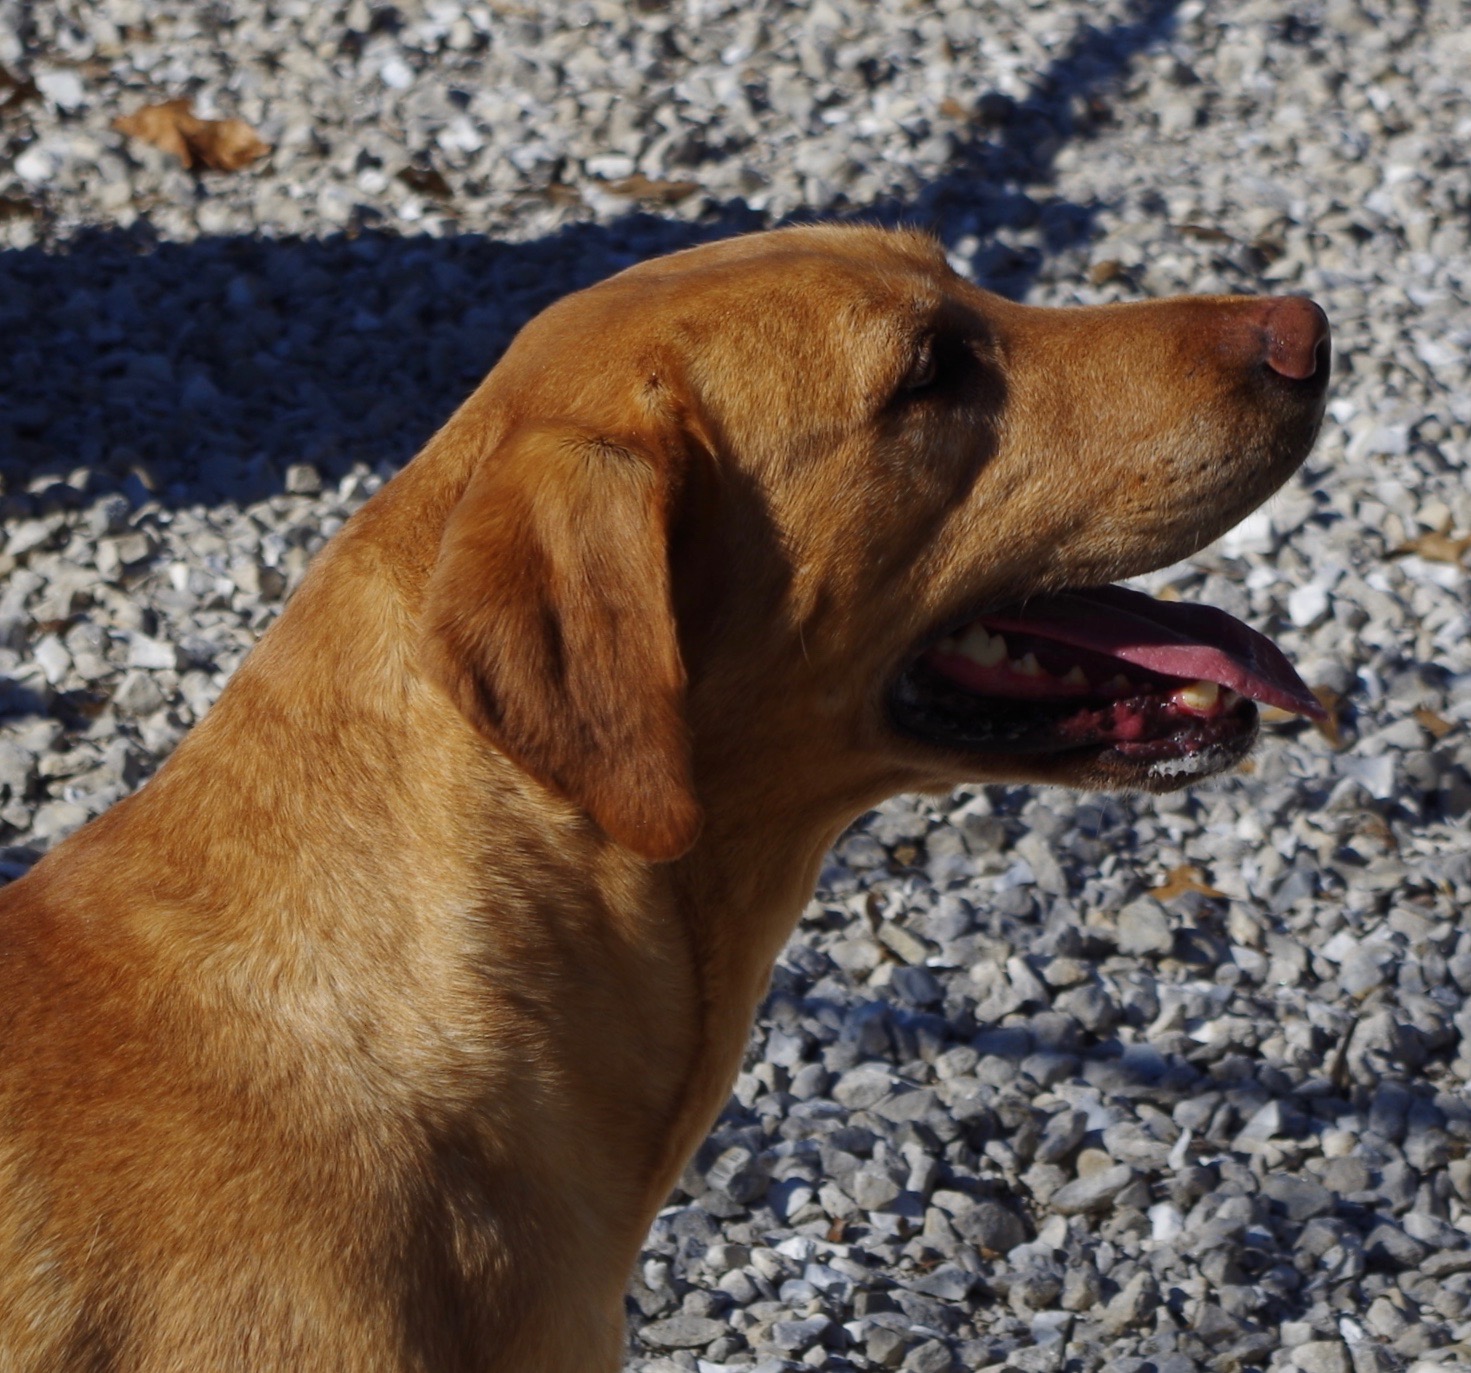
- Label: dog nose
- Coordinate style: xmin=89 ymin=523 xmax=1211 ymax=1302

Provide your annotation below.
xmin=1260 ymin=296 xmax=1330 ymax=381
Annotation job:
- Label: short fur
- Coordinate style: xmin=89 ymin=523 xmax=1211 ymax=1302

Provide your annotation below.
xmin=0 ymin=226 xmax=1326 ymax=1371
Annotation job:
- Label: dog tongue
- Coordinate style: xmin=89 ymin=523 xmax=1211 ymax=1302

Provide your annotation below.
xmin=984 ymin=584 xmax=1325 ymax=718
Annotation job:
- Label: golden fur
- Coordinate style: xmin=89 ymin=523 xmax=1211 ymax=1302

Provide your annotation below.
xmin=0 ymin=226 xmax=1326 ymax=1370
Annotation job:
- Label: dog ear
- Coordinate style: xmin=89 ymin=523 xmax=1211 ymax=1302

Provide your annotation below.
xmin=422 ymin=423 xmax=701 ymax=862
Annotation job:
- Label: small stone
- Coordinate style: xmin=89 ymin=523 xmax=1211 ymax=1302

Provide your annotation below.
xmin=909 ymin=1264 xmax=976 ymax=1302
xmin=833 ymin=1065 xmax=893 ymax=1110
xmin=1292 ymin=1340 xmax=1351 ymax=1373
xmin=769 ymin=1314 xmax=832 ymax=1353
xmin=32 ymin=635 xmax=71 ymax=685
xmin=1341 ymin=943 xmax=1395 ymax=996
xmin=1061 ymin=1263 xmax=1103 ymax=1311
xmin=867 ymin=1328 xmax=910 ymax=1367
xmin=639 ymin=1314 xmax=729 ymax=1351
xmin=1263 ymin=1174 xmax=1334 ymax=1221
xmin=953 ymin=1200 xmax=1027 ymax=1253
xmin=1322 ymin=1157 xmax=1371 ymax=1195
xmin=1008 ymin=1268 xmax=1063 ymax=1312
xmin=1348 ymin=1346 xmax=1397 ymax=1373
xmin=1116 ymin=899 xmax=1173 ymax=956
xmin=1008 ymin=1344 xmax=1065 ymax=1373
xmin=1048 ymin=1165 xmax=1135 ymax=1215
xmin=1102 ymin=1271 xmax=1157 ymax=1335
xmin=1234 ymin=1101 xmax=1290 ymax=1152
xmin=707 ymin=1147 xmax=771 ymax=1205
xmin=1363 ymin=1221 xmax=1429 ymax=1269
xmin=903 ymin=1338 xmax=955 ymax=1373
xmin=284 ymin=463 xmax=323 ymax=495
xmin=877 ymin=921 xmax=930 ymax=966
xmin=112 ymin=670 xmax=166 ymax=717
xmin=126 ymin=634 xmax=178 ymax=670
xmin=850 ymin=1167 xmax=902 ymax=1211
xmin=1035 ymin=1109 xmax=1089 ymax=1164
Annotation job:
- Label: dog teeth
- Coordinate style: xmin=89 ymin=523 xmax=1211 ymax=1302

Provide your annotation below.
xmin=1014 ymin=652 xmax=1044 ymax=677
xmin=957 ymin=625 xmax=1007 ymax=667
xmin=1178 ymin=680 xmax=1220 ymax=711
xmin=1063 ymin=666 xmax=1088 ymax=687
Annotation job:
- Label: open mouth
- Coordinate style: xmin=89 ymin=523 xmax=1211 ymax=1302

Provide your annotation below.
xmin=889 ymin=584 xmax=1324 ymax=780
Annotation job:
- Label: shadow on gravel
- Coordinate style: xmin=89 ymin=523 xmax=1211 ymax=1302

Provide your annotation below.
xmin=0 ymin=0 xmax=1181 ymax=508
xmin=693 ymin=986 xmax=1438 ymax=1344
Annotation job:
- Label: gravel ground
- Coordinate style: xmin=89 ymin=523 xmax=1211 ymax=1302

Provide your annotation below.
xmin=3 ymin=2 xmax=1471 ymax=1371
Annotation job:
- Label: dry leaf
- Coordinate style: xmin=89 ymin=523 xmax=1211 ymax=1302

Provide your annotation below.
xmin=0 ymin=194 xmax=40 ymax=222
xmin=1311 ymin=685 xmax=1345 ymax=748
xmin=1088 ymin=259 xmax=1129 ymax=286
xmin=604 ymin=173 xmax=700 ymax=204
xmin=938 ymin=96 xmax=971 ymax=120
xmin=1414 ymin=706 xmax=1456 ymax=739
xmin=397 ymin=164 xmax=453 ymax=199
xmin=0 ymin=66 xmax=39 ymax=112
xmin=1151 ymin=864 xmax=1227 ymax=902
xmin=1261 ymin=684 xmax=1344 ymax=747
xmin=1177 ymin=222 xmax=1235 ymax=244
xmin=113 ymin=99 xmax=270 ymax=172
xmin=1394 ymin=530 xmax=1471 ymax=565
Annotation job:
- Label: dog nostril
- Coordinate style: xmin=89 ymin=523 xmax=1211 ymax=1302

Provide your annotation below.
xmin=1262 ymin=296 xmax=1331 ymax=381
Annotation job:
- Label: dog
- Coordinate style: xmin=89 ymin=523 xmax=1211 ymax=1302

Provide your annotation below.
xmin=0 ymin=225 xmax=1329 ymax=1371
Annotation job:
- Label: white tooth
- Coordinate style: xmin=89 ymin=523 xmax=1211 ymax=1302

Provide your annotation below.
xmin=1014 ymin=652 xmax=1044 ymax=677
xmin=1063 ymin=666 xmax=1088 ymax=687
xmin=959 ymin=626 xmax=1006 ymax=667
xmin=1178 ymin=680 xmax=1220 ymax=711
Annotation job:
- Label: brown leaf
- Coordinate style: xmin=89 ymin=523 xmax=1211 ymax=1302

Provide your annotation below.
xmin=938 ymin=96 xmax=971 ymax=120
xmin=1151 ymin=864 xmax=1227 ymax=902
xmin=890 ymin=842 xmax=920 ymax=869
xmin=0 ymin=66 xmax=40 ymax=111
xmin=604 ymin=173 xmax=700 ymax=204
xmin=1414 ymin=706 xmax=1456 ymax=740
xmin=1394 ymin=530 xmax=1471 ymax=565
xmin=1177 ymin=222 xmax=1235 ymax=244
xmin=1262 ymin=685 xmax=1344 ymax=747
xmin=1088 ymin=259 xmax=1129 ymax=286
xmin=397 ymin=164 xmax=452 ymax=199
xmin=0 ymin=194 xmax=40 ymax=222
xmin=1311 ymin=685 xmax=1345 ymax=748
xmin=113 ymin=99 xmax=270 ymax=172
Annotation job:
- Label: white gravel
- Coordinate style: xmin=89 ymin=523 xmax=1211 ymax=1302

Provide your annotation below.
xmin=3 ymin=2 xmax=1471 ymax=1371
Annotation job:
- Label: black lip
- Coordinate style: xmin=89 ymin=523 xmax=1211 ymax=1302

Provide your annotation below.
xmin=888 ymin=659 xmax=1259 ymax=765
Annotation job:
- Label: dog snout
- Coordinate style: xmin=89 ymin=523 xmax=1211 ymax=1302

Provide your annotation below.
xmin=1255 ymin=296 xmax=1331 ymax=383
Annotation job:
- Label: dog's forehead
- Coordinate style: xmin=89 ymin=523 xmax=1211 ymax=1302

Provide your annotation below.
xmin=601 ymin=226 xmax=954 ymax=332
xmin=492 ymin=229 xmax=968 ymax=433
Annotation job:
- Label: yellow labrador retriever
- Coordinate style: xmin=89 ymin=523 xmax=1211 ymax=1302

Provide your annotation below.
xmin=0 ymin=226 xmax=1329 ymax=1371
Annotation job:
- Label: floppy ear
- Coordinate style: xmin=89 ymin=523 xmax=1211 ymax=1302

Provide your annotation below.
xmin=421 ymin=423 xmax=701 ymax=862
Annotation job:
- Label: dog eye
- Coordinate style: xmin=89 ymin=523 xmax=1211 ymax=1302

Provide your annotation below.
xmin=901 ymin=336 xmax=939 ymax=392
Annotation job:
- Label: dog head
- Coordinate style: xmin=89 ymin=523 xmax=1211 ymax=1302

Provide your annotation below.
xmin=422 ymin=225 xmax=1329 ymax=860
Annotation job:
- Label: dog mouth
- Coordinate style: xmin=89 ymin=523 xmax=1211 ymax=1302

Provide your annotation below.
xmin=889 ymin=584 xmax=1324 ymax=780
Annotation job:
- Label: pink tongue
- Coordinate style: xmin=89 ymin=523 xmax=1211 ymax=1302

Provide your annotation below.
xmin=982 ymin=585 xmax=1325 ymax=718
